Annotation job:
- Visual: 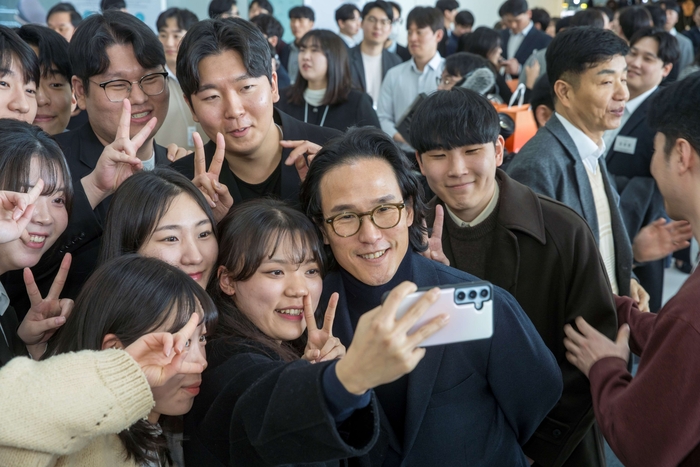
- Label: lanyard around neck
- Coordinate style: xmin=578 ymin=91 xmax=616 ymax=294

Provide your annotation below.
xmin=304 ymin=101 xmax=329 ymax=127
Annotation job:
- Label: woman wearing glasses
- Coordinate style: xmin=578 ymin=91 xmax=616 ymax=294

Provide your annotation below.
xmin=184 ymin=198 xmax=446 ymax=466
xmin=275 ymin=30 xmax=380 ymax=132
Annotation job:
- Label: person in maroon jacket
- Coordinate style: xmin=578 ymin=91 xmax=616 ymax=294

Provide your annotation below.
xmin=563 ymin=73 xmax=700 ymax=467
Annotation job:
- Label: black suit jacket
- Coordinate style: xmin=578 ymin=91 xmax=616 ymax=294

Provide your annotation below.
xmin=501 ymin=26 xmax=552 ymax=71
xmin=606 ymin=91 xmax=666 ymax=312
xmin=683 ymin=26 xmax=700 ymax=54
xmin=0 ymin=305 xmax=25 ymax=367
xmin=318 ymin=252 xmax=562 ymax=466
xmin=347 ymin=45 xmax=402 ymax=97
xmin=2 ymin=123 xmax=169 ymax=317
xmin=170 ymin=109 xmax=340 ymax=207
xmin=396 ymin=44 xmax=411 ymax=62
xmin=275 ymin=89 xmax=380 ymax=131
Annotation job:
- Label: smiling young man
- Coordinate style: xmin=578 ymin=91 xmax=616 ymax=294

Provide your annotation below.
xmin=0 ymin=26 xmax=39 ymax=124
xmin=377 ymin=6 xmax=444 ymax=152
xmin=171 ymin=18 xmax=339 ymax=206
xmin=16 ymin=25 xmax=75 ymax=136
xmin=411 ymin=87 xmax=618 ymax=467
xmin=564 ymin=73 xmax=700 ymax=467
xmin=348 ymin=1 xmax=402 ymax=105
xmin=604 ymin=27 xmax=680 ymax=312
xmin=299 ymin=126 xmax=561 ymax=465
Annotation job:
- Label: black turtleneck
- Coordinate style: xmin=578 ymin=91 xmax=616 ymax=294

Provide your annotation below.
xmin=339 ymin=250 xmax=415 ymax=450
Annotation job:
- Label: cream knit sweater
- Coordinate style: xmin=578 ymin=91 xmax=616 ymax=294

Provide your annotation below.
xmin=0 ymin=349 xmax=155 ymax=467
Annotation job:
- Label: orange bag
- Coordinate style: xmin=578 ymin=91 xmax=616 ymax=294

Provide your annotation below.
xmin=493 ymin=83 xmax=537 ymax=153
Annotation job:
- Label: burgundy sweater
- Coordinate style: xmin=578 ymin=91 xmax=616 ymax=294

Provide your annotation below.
xmin=589 ymin=268 xmax=700 ymax=467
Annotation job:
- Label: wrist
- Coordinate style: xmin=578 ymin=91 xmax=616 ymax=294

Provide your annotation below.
xmin=81 ymin=173 xmax=108 ymax=209
xmin=334 ymin=358 xmax=369 ymax=395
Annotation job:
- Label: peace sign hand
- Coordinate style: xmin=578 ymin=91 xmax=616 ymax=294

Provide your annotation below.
xmin=420 ymin=205 xmax=450 ymax=266
xmin=302 ymin=292 xmax=345 ymax=363
xmin=0 ymin=180 xmax=44 ymax=245
xmin=125 ymin=313 xmax=205 ymax=388
xmin=192 ymin=132 xmax=233 ymax=223
xmin=81 ymin=99 xmax=157 ymax=209
xmin=17 ymin=253 xmax=74 ymax=359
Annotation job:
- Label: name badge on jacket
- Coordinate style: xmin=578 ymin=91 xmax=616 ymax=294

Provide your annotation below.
xmin=613 ymin=135 xmax=637 ymax=155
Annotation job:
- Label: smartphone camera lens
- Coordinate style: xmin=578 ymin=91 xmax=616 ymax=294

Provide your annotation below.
xmin=469 ymin=290 xmax=477 ymax=299
xmin=457 ymin=291 xmax=466 ymax=301
xmin=480 ymin=289 xmax=488 ymax=298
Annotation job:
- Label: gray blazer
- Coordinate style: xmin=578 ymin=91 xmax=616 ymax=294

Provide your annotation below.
xmin=675 ymin=32 xmax=695 ymax=77
xmin=348 ymin=45 xmax=402 ymax=97
xmin=506 ymin=116 xmax=633 ymax=296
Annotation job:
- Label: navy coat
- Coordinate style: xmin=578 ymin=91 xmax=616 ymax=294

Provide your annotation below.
xmin=319 ymin=252 xmax=563 ymax=466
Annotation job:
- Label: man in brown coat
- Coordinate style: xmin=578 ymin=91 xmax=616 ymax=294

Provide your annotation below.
xmin=410 ymin=88 xmax=618 ymax=467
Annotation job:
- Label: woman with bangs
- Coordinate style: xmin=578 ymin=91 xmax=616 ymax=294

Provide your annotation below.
xmin=16 ymin=254 xmax=217 ymax=467
xmin=184 ymin=198 xmax=448 ymax=466
xmin=276 ymin=29 xmax=380 ymax=132
xmin=0 ymin=119 xmax=74 ymax=366
xmin=99 ymin=168 xmax=218 ymax=290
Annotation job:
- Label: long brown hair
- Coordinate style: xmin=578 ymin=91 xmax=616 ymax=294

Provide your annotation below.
xmin=286 ymin=30 xmax=352 ymax=106
xmin=208 ymin=199 xmax=326 ymax=362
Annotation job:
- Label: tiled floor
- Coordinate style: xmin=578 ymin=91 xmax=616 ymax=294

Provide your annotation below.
xmin=604 ymin=264 xmax=691 ymax=467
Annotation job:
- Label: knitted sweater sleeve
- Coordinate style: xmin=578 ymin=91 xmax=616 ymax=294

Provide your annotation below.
xmin=0 ymin=349 xmax=153 ymax=461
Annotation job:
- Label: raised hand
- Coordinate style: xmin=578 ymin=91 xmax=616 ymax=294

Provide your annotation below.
xmin=192 ymin=131 xmax=233 ymax=223
xmin=0 ymin=180 xmax=43 ymax=244
xmin=17 ymin=253 xmax=73 ymax=359
xmin=420 ymin=205 xmax=450 ymax=266
xmin=125 ymin=312 xmax=205 ymax=388
xmin=334 ymin=282 xmax=448 ymax=395
xmin=302 ymin=292 xmax=344 ymax=363
xmin=282 ymin=139 xmax=322 ymax=183
xmin=166 ymin=143 xmax=192 ymax=162
xmin=81 ymin=99 xmax=157 ymax=209
xmin=633 ymin=218 xmax=693 ymax=263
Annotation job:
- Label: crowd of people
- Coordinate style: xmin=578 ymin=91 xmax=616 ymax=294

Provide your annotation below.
xmin=0 ymin=0 xmax=699 ymax=465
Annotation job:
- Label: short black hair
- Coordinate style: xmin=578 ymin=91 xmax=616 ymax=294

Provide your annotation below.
xmin=336 ymin=3 xmax=360 ymax=22
xmin=498 ymin=0 xmax=528 ymax=18
xmin=647 ymin=71 xmax=700 ymax=156
xmin=531 ymin=7 xmax=550 ymax=30
xmin=389 ymin=1 xmax=401 ymax=16
xmin=629 ymin=27 xmax=680 ymax=66
xmin=455 ymin=10 xmax=474 ymax=27
xmin=546 ymin=26 xmax=629 ymax=96
xmin=157 ymin=7 xmax=198 ymax=32
xmin=208 ymin=0 xmax=237 ymax=19
xmin=444 ymin=52 xmax=489 ymax=77
xmin=289 ymin=6 xmax=315 ymax=21
xmin=250 ymin=13 xmax=284 ymax=39
xmin=361 ymin=1 xmax=393 ymax=21
xmin=16 ymin=24 xmax=71 ymax=83
xmin=100 ymin=0 xmax=126 ymax=11
xmin=435 ymin=0 xmax=459 ymax=14
xmin=458 ymin=26 xmax=501 ymax=59
xmin=555 ymin=15 xmax=571 ymax=34
xmin=619 ymin=6 xmax=653 ymax=41
xmin=250 ymin=0 xmax=273 ymax=15
xmin=177 ymin=18 xmax=271 ymax=104
xmin=46 ymin=3 xmax=82 ymax=26
xmin=570 ymin=9 xmax=605 ymax=29
xmin=530 ymin=74 xmax=553 ymax=116
xmin=0 ymin=25 xmax=40 ymax=86
xmin=410 ymin=89 xmax=500 ymax=155
xmin=645 ymin=4 xmax=667 ymax=29
xmin=661 ymin=1 xmax=681 ymax=15
xmin=300 ymin=127 xmax=428 ymax=259
xmin=407 ymin=7 xmax=443 ymax=33
xmin=69 ymin=11 xmax=164 ymax=90
xmin=593 ymin=6 xmax=614 ymax=22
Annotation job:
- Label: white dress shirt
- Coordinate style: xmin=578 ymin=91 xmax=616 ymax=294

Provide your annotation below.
xmin=554 ymin=113 xmax=606 ymax=174
xmin=445 ymin=184 xmax=500 ymax=227
xmin=507 ymin=21 xmax=534 ymax=59
xmin=377 ymin=52 xmax=444 ymax=151
xmin=339 ymin=33 xmax=356 ymax=48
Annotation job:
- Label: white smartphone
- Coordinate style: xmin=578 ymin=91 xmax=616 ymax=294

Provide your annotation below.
xmin=390 ymin=281 xmax=494 ymax=347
